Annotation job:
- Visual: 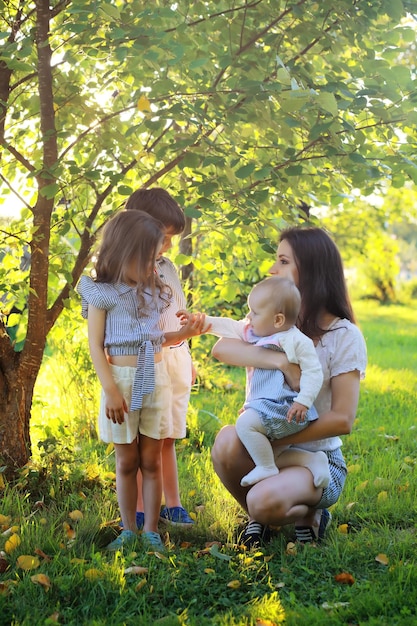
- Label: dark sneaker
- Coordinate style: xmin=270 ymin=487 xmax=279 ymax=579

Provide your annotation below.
xmin=295 ymin=508 xmax=332 ymax=544
xmin=159 ymin=506 xmax=194 ymax=527
xmin=239 ymin=520 xmax=271 ymax=549
xmin=120 ymin=511 xmax=145 ymax=530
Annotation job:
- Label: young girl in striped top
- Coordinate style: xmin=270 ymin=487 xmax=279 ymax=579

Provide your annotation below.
xmin=77 ymin=210 xmax=205 ymax=552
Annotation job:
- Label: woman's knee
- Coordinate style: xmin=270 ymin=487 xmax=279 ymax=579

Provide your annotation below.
xmin=211 ymin=425 xmax=239 ymax=469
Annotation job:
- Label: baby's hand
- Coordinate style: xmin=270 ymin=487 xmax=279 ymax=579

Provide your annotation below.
xmin=287 ymin=401 xmax=308 ymax=424
xmin=177 ymin=310 xmax=211 ymax=334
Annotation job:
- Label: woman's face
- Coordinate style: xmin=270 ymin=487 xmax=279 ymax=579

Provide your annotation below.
xmin=269 ymin=238 xmax=299 ymax=287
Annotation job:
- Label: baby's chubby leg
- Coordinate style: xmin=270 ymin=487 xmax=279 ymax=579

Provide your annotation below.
xmin=236 ymin=408 xmax=278 ymax=487
xmin=274 ymin=446 xmax=330 ymax=488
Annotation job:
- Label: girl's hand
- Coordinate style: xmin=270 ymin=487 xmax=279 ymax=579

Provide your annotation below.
xmin=105 ymin=391 xmax=128 ymax=424
xmin=287 ymin=401 xmax=308 ymax=424
xmin=176 ymin=310 xmax=211 ymax=335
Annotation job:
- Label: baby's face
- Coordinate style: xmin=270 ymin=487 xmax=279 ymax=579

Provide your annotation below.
xmin=246 ymin=286 xmax=280 ymax=337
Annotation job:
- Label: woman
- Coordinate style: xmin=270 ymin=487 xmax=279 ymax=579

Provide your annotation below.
xmin=210 ymin=227 xmax=367 ymax=546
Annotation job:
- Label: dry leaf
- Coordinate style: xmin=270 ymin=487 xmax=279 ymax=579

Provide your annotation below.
xmin=135 ymin=578 xmax=147 ymax=591
xmin=17 ymin=555 xmax=40 ymax=570
xmin=256 ymin=619 xmax=278 ymax=626
xmin=31 ymin=573 xmax=52 ymax=591
xmin=69 ymin=510 xmax=83 ymax=522
xmin=0 ymin=514 xmax=11 ymax=526
xmin=285 ymin=542 xmax=297 ymax=555
xmin=338 ymin=523 xmax=349 ymax=534
xmin=322 ymin=601 xmax=350 ymax=610
xmin=334 ymin=572 xmax=355 ymax=585
xmin=346 ymin=502 xmax=357 ymax=511
xmin=227 ymin=580 xmax=241 ymax=589
xmin=47 ymin=612 xmax=60 ymax=623
xmin=346 ymin=463 xmax=361 ymax=473
xmin=4 ymin=533 xmax=21 ymax=554
xmin=124 ymin=566 xmax=148 ymax=575
xmin=377 ymin=491 xmax=388 ymax=501
xmin=204 ymin=568 xmax=215 ymax=574
xmin=0 ymin=557 xmax=9 ymax=573
xmin=180 ymin=541 xmax=192 ymax=549
xmin=85 ymin=568 xmax=104 ymax=580
xmin=63 ymin=522 xmax=76 ymax=539
xmin=375 ymin=553 xmax=389 ymax=565
xmin=34 ymin=548 xmax=52 ymax=562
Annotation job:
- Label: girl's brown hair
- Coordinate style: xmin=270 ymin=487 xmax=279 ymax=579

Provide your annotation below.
xmin=94 ymin=210 xmax=170 ymax=308
xmin=279 ymin=227 xmax=355 ymax=339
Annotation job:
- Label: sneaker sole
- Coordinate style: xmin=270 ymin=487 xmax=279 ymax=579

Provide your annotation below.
xmin=159 ymin=516 xmax=194 ymax=528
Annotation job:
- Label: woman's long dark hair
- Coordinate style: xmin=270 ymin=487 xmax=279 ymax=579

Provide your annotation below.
xmin=279 ymin=227 xmax=355 ymax=339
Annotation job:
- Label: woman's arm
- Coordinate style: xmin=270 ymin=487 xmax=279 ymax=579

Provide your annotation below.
xmin=271 ymin=370 xmax=361 ymax=448
xmin=211 ymin=338 xmax=301 ymax=390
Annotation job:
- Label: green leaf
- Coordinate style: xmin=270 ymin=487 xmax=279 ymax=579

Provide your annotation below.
xmin=235 ymin=163 xmax=256 ymax=179
xmin=317 ymin=92 xmax=338 ymax=117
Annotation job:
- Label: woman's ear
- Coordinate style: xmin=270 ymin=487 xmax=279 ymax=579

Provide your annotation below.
xmin=273 ymin=313 xmax=286 ymax=329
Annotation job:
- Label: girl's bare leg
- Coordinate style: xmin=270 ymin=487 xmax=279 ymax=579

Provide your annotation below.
xmin=114 ymin=440 xmax=140 ymax=531
xmin=139 ymin=435 xmax=164 ymax=533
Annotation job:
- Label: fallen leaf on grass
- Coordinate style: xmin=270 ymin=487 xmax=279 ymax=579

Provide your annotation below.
xmin=0 ymin=556 xmax=10 ymax=573
xmin=285 ymin=542 xmax=297 ymax=555
xmin=180 ymin=541 xmax=192 ymax=549
xmin=338 ymin=524 xmax=349 ymax=534
xmin=2 ymin=525 xmax=20 ymax=536
xmin=34 ymin=548 xmax=52 ymax=562
xmin=85 ymin=568 xmax=104 ymax=580
xmin=4 ymin=533 xmax=20 ymax=554
xmin=334 ymin=572 xmax=355 ymax=585
xmin=322 ymin=601 xmax=350 ymax=610
xmin=63 ymin=522 xmax=76 ymax=539
xmin=69 ymin=510 xmax=83 ymax=522
xmin=0 ymin=514 xmax=11 ymax=526
xmin=375 ymin=553 xmax=389 ymax=565
xmin=227 ymin=580 xmax=241 ymax=589
xmin=209 ymin=544 xmax=231 ymax=561
xmin=204 ymin=568 xmax=215 ymax=574
xmin=17 ymin=555 xmax=40 ymax=570
xmin=47 ymin=612 xmax=60 ymax=623
xmin=256 ymin=619 xmax=278 ymax=626
xmin=377 ymin=491 xmax=388 ymax=501
xmin=135 ymin=578 xmax=147 ymax=591
xmin=31 ymin=573 xmax=51 ymax=591
xmin=124 ymin=566 xmax=148 ymax=575
xmin=0 ymin=580 xmax=17 ymax=595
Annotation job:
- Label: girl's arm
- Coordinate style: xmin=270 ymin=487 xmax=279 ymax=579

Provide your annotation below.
xmin=211 ymin=338 xmax=301 ymax=391
xmin=163 ymin=312 xmax=208 ymax=347
xmin=87 ymin=305 xmax=127 ymax=423
xmin=272 ymin=370 xmax=360 ymax=447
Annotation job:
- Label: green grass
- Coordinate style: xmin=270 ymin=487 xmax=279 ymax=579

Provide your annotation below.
xmin=0 ymin=300 xmax=417 ymax=625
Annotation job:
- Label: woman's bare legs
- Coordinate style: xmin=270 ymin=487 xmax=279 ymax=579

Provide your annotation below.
xmin=139 ymin=434 xmax=164 ymax=534
xmin=211 ymin=424 xmax=323 ymax=529
xmin=114 ymin=440 xmax=140 ymax=532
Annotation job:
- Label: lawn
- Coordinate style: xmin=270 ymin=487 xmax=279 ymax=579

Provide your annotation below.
xmin=0 ymin=300 xmax=416 ymax=625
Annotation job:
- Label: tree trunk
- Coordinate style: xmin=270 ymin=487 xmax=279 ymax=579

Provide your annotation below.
xmin=0 ymin=353 xmax=36 ymax=479
xmin=180 ymin=215 xmax=194 ymax=308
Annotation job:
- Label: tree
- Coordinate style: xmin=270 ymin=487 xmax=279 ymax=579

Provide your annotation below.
xmin=1 ymin=0 xmax=416 ymax=477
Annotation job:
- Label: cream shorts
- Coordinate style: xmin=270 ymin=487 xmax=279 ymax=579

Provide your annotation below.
xmin=98 ymin=362 xmax=172 ymax=444
xmin=163 ymin=342 xmax=192 ymax=439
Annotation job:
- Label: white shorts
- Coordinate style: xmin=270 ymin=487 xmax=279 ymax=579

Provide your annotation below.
xmin=98 ymin=362 xmax=172 ymax=444
xmin=163 ymin=342 xmax=192 ymax=439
